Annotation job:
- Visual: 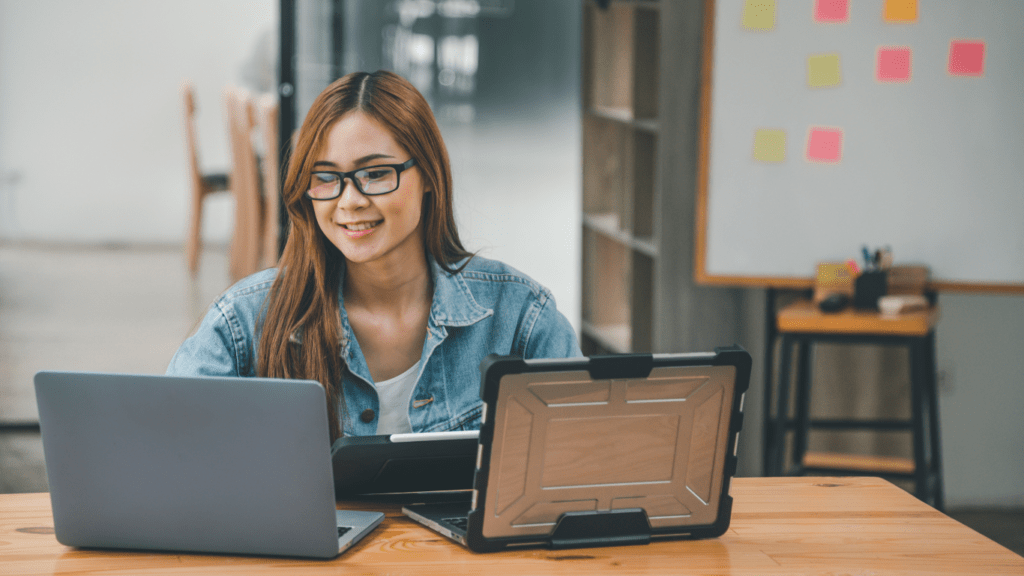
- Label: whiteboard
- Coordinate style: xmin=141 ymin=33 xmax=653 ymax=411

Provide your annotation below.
xmin=697 ymin=0 xmax=1024 ymax=292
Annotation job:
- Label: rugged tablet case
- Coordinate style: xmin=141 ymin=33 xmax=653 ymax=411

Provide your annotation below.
xmin=464 ymin=345 xmax=751 ymax=551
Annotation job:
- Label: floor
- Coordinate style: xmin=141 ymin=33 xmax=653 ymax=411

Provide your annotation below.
xmin=0 ymin=243 xmax=1021 ymax=558
xmin=0 ymin=242 xmax=230 ymax=493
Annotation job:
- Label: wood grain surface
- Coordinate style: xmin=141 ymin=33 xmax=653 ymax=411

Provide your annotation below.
xmin=2 ymin=477 xmax=1021 ymax=575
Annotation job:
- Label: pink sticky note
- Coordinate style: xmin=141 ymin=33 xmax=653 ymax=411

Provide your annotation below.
xmin=807 ymin=128 xmax=843 ymax=163
xmin=948 ymin=40 xmax=985 ymax=76
xmin=815 ymin=0 xmax=849 ymax=23
xmin=877 ymin=47 xmax=912 ymax=82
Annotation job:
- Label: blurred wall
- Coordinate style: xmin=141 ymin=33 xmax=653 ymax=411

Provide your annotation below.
xmin=0 ymin=0 xmax=276 ymax=245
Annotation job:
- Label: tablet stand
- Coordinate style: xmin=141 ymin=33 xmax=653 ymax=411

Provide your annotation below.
xmin=550 ymin=509 xmax=651 ymax=549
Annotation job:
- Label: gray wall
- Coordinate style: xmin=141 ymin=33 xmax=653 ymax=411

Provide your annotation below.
xmin=0 ymin=0 xmax=277 ymax=245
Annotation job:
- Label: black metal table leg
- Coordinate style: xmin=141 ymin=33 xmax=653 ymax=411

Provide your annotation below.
xmin=909 ymin=338 xmax=931 ymax=504
xmin=762 ymin=288 xmax=778 ymax=477
xmin=771 ymin=334 xmax=795 ymax=476
xmin=792 ymin=338 xmax=813 ymax=473
xmin=924 ymin=331 xmax=945 ymax=511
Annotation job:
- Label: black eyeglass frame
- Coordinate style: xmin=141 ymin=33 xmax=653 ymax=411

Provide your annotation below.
xmin=306 ymin=158 xmax=417 ymax=199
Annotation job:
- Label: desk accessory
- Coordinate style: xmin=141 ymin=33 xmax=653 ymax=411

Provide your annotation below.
xmin=886 ymin=264 xmax=930 ymax=295
xmin=818 ymin=292 xmax=850 ymax=313
xmin=878 ymin=294 xmax=929 ymax=316
xmin=814 ymin=262 xmax=856 ymax=303
xmin=854 ymin=270 xmax=888 ymax=310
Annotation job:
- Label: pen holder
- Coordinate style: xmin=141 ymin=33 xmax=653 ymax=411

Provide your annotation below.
xmin=854 ymin=271 xmax=888 ymax=310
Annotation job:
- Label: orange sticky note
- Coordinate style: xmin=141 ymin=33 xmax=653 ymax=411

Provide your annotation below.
xmin=743 ymin=0 xmax=776 ymax=30
xmin=884 ymin=0 xmax=917 ymax=23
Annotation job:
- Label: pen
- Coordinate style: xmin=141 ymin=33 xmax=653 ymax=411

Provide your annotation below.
xmin=862 ymin=246 xmax=872 ymax=270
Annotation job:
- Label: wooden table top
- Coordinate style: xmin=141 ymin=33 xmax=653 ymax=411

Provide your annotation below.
xmin=2 ymin=477 xmax=1021 ymax=575
xmin=777 ymin=299 xmax=940 ymax=336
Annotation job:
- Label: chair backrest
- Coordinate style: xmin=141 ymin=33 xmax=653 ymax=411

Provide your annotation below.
xmin=257 ymin=94 xmax=281 ymax=268
xmin=223 ymin=87 xmax=264 ymax=282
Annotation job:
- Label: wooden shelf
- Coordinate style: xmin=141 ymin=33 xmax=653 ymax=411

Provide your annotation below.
xmin=581 ymin=321 xmax=631 ymax=355
xmin=603 ymin=0 xmax=660 ymax=6
xmin=582 ymin=213 xmax=658 ymax=257
xmin=587 ymin=107 xmax=659 ymax=133
xmin=803 ymin=451 xmax=915 ymax=476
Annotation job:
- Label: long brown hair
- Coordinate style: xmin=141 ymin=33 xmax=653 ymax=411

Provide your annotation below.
xmin=257 ymin=71 xmax=473 ymax=441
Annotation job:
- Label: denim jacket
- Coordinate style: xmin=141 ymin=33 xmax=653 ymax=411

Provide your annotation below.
xmin=166 ymin=255 xmax=581 ymax=436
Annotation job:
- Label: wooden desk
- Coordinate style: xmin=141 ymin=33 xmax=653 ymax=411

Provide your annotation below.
xmin=765 ymin=299 xmax=945 ymax=509
xmin=776 ymin=299 xmax=940 ymax=336
xmin=3 ymin=477 xmax=1021 ymax=575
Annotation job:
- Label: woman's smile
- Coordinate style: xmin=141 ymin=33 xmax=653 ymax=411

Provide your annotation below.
xmin=339 ymin=219 xmax=383 ymax=235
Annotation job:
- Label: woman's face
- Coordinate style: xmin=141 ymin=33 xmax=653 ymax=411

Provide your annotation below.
xmin=310 ymin=111 xmax=426 ymax=268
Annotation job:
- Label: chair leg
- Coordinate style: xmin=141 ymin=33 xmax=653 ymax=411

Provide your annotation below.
xmin=187 ymin=186 xmax=205 ymax=276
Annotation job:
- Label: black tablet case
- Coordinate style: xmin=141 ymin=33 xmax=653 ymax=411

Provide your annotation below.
xmin=458 ymin=346 xmax=751 ymax=551
xmin=331 ymin=434 xmax=477 ymax=496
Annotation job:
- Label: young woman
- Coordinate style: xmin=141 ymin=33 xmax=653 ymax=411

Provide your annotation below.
xmin=167 ymin=71 xmax=580 ymax=441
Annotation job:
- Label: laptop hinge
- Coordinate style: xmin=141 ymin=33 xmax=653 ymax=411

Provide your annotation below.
xmin=549 ymin=509 xmax=652 ymax=549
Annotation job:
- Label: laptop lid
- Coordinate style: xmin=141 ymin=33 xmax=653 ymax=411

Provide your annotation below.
xmin=34 ymin=372 xmax=383 ymax=559
xmin=404 ymin=345 xmax=751 ymax=552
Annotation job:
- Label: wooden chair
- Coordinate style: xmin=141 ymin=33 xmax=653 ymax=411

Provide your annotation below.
xmin=256 ymin=93 xmax=281 ymax=268
xmin=223 ymin=87 xmax=264 ymax=282
xmin=182 ymin=83 xmax=230 ymax=276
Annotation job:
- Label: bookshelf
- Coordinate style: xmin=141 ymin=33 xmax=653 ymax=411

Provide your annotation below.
xmin=580 ymin=0 xmax=660 ymax=354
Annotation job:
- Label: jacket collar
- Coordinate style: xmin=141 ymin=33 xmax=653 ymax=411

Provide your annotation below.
xmin=427 ymin=256 xmax=493 ymax=327
xmin=335 ymin=255 xmax=493 ymax=362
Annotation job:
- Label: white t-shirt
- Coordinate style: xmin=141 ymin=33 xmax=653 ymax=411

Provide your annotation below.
xmin=373 ymin=361 xmax=420 ymax=435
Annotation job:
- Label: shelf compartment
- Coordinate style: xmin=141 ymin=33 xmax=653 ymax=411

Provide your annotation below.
xmin=580 ymin=229 xmax=655 ymax=354
xmin=582 ymin=115 xmax=659 ymax=241
xmin=581 ymin=228 xmax=632 ymax=353
xmin=584 ymin=1 xmax=660 ymax=120
xmin=582 ymin=114 xmax=633 ymax=231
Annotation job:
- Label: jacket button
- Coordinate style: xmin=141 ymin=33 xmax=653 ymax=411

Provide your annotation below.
xmin=360 ymin=409 xmax=375 ymax=423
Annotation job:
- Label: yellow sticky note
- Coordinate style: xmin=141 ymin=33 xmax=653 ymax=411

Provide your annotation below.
xmin=884 ymin=0 xmax=917 ymax=22
xmin=808 ymin=53 xmax=841 ymax=88
xmin=753 ymin=129 xmax=786 ymax=162
xmin=743 ymin=0 xmax=776 ymax=30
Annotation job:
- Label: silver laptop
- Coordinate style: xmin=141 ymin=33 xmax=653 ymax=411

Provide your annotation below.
xmin=34 ymin=372 xmax=383 ymax=559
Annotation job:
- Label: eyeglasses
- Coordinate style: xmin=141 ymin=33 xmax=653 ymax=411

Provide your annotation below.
xmin=306 ymin=158 xmax=417 ymax=199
